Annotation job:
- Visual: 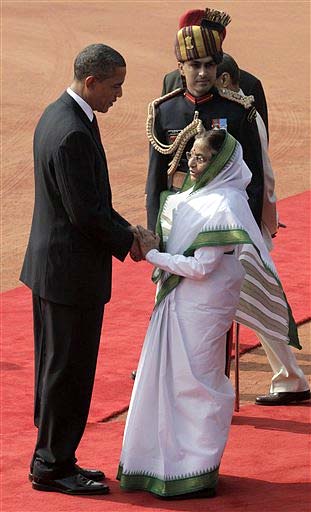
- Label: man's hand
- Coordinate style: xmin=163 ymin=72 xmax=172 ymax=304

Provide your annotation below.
xmin=136 ymin=225 xmax=160 ymax=259
xmin=129 ymin=226 xmax=143 ymax=262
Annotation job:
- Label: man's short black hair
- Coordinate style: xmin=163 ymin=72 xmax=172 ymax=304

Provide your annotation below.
xmin=216 ymin=53 xmax=240 ymax=86
xmin=74 ymin=43 xmax=126 ymax=81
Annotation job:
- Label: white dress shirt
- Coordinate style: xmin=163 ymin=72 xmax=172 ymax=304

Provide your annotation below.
xmin=66 ymin=87 xmax=94 ymax=122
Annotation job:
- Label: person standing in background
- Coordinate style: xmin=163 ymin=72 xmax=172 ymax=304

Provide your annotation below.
xmin=215 ymin=52 xmax=277 ymax=249
xmin=146 ymin=8 xmax=264 ymax=232
xmin=161 ymin=7 xmax=269 ymax=137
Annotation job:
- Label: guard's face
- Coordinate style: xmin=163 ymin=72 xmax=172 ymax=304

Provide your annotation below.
xmin=85 ymin=66 xmax=126 ymax=113
xmin=179 ymin=57 xmax=216 ymax=97
xmin=187 ymin=139 xmax=216 ymax=181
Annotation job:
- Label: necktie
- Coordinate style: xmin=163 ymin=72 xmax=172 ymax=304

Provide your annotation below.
xmin=92 ymin=114 xmax=102 ymax=143
xmin=91 ymin=113 xmax=107 ymax=167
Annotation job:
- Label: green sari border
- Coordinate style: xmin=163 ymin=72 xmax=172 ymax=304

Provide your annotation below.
xmin=155 ymin=189 xmax=174 ymax=241
xmin=117 ymin=464 xmax=218 ymax=497
xmin=184 ymin=229 xmax=252 ymax=256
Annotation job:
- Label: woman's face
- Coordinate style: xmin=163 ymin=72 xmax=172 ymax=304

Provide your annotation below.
xmin=187 ymin=139 xmax=216 ymax=181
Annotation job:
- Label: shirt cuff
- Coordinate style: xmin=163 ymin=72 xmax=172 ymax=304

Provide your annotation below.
xmin=145 ymin=248 xmax=159 ymax=263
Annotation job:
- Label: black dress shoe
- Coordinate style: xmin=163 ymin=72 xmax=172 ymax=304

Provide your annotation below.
xmin=29 ymin=464 xmax=105 ymax=482
xmin=74 ymin=464 xmax=105 ymax=481
xmin=255 ymin=390 xmax=311 ymax=406
xmin=32 ymin=473 xmax=110 ymax=495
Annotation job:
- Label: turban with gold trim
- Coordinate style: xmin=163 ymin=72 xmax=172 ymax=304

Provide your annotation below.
xmin=175 ymin=8 xmax=231 ymax=63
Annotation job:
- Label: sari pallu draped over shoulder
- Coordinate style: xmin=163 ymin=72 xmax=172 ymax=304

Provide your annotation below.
xmin=154 ymin=131 xmax=300 ymax=350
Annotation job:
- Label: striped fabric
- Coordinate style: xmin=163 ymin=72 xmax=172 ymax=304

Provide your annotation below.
xmin=235 ymin=245 xmax=300 ymax=348
xmin=175 ymin=25 xmax=223 ymax=62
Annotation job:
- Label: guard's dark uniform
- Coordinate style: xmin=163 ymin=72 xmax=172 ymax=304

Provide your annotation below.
xmin=146 ymin=87 xmax=264 ymax=232
xmin=162 ymin=69 xmax=269 ymax=137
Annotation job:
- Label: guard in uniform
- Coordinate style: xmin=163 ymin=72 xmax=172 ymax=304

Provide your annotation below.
xmin=161 ymin=67 xmax=269 ymax=137
xmin=146 ymin=8 xmax=264 ymax=232
xmin=161 ymin=8 xmax=269 ymax=135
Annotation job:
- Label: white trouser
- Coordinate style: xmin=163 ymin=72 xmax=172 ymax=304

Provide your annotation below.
xmin=258 ymin=334 xmax=309 ymax=393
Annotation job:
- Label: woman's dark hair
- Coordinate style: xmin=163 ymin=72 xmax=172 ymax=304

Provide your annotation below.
xmin=196 ymin=129 xmax=226 ymax=154
xmin=74 ymin=43 xmax=126 ymax=81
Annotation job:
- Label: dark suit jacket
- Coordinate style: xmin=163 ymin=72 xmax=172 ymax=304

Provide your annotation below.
xmin=20 ymin=92 xmax=133 ymax=306
xmin=162 ymin=68 xmax=269 ymax=137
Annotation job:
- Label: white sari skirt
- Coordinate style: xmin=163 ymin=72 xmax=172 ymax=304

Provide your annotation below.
xmin=118 ymin=255 xmax=244 ymax=497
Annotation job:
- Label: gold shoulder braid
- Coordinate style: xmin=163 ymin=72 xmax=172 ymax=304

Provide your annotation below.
xmin=146 ymin=88 xmax=183 ymax=157
xmin=247 ymin=106 xmax=257 ymax=122
xmin=166 ymin=114 xmax=203 ymax=176
xmin=146 ymin=93 xmax=203 ymax=177
xmin=217 ymin=87 xmax=255 ymax=110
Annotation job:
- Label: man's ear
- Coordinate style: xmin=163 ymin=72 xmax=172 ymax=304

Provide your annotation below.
xmin=219 ymin=72 xmax=231 ymax=88
xmin=178 ymin=61 xmax=185 ymax=76
xmin=85 ymin=75 xmax=97 ymax=89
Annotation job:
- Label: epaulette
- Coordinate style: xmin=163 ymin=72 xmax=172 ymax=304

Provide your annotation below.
xmin=247 ymin=106 xmax=257 ymax=122
xmin=149 ymin=87 xmax=184 ymax=109
xmin=217 ymin=87 xmax=255 ymax=110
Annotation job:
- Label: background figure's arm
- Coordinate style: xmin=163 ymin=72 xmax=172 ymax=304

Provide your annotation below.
xmin=242 ymin=76 xmax=269 ymax=139
xmin=256 ymin=113 xmax=278 ymax=238
xmin=251 ymin=79 xmax=269 ymax=139
xmin=239 ymin=112 xmax=264 ymax=228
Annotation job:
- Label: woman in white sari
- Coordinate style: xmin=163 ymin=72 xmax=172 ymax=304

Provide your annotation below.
xmin=117 ymin=129 xmax=300 ymax=499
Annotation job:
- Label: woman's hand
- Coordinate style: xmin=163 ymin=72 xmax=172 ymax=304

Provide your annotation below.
xmin=136 ymin=225 xmax=160 ymax=259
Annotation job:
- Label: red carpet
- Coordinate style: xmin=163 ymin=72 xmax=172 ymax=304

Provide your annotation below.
xmin=2 ymin=404 xmax=310 ymax=512
xmin=1 ymin=191 xmax=310 ymax=432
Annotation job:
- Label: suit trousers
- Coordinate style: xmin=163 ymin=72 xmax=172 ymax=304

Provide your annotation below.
xmin=32 ymin=294 xmax=104 ymax=477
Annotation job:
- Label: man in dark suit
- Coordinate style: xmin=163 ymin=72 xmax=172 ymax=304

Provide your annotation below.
xmin=20 ymin=43 xmax=156 ymax=495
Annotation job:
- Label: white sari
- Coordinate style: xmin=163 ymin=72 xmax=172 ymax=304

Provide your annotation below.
xmin=117 ymin=134 xmax=300 ymax=497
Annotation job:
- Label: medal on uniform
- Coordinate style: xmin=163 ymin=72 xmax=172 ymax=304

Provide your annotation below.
xmin=167 ymin=129 xmax=182 ymax=143
xmin=211 ymin=118 xmax=228 ymax=130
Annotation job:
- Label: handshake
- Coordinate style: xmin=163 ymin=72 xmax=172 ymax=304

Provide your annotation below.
xmin=129 ymin=225 xmax=160 ymax=262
